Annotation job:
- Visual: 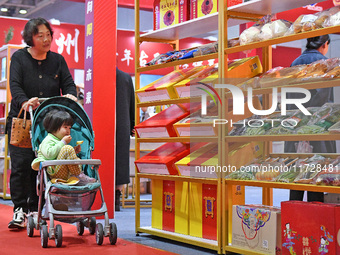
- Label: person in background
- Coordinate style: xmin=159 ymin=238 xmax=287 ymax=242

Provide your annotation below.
xmin=7 ymin=17 xmax=77 ymax=229
xmin=285 ymin=35 xmax=334 ymax=202
xmin=115 ymin=68 xmax=135 ymax=211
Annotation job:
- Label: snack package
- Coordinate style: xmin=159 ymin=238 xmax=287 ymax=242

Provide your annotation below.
xmin=254 ymin=161 xmax=283 ymax=181
xmin=285 ymin=14 xmax=319 ymax=35
xmin=239 ymin=15 xmax=273 ymax=45
xmin=257 ymin=19 xmax=292 ymax=41
xmin=315 ymin=164 xmax=340 ymax=186
xmin=179 ymin=42 xmax=218 ymax=60
xmin=322 ymin=6 xmax=340 ymax=27
xmin=226 ymin=169 xmax=255 ymax=180
xmin=293 ymin=155 xmax=335 ymax=184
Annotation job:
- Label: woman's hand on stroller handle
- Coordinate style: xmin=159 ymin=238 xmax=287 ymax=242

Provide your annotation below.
xmin=22 ymin=97 xmax=40 ymax=111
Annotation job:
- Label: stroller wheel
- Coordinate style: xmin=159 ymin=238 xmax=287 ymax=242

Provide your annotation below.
xmin=89 ymin=217 xmax=96 ymax=235
xmin=27 ymin=216 xmax=34 ymax=237
xmin=40 ymin=224 xmax=48 ymax=248
xmin=76 ymin=221 xmax=84 ymax=235
xmin=55 ymin=224 xmax=63 ymax=247
xmin=95 ymin=223 xmax=104 ymax=245
xmin=109 ymin=222 xmax=117 ymax=245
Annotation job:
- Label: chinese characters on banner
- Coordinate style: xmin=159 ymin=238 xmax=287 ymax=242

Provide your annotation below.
xmin=84 ymin=0 xmax=94 ymax=121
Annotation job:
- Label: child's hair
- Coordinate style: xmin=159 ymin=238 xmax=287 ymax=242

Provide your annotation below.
xmin=43 ymin=109 xmax=73 ymax=133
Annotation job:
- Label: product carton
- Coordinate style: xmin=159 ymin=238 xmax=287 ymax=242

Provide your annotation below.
xmin=232 ymin=204 xmax=282 ymax=255
xmin=190 ymin=0 xmax=243 ymax=20
xmin=153 ymin=0 xmax=190 ymax=30
xmin=281 ymin=201 xmax=340 ymax=255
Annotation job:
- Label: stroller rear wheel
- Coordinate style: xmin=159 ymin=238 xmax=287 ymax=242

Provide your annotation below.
xmin=89 ymin=217 xmax=96 ymax=235
xmin=55 ymin=224 xmax=63 ymax=247
xmin=40 ymin=224 xmax=48 ymax=248
xmin=95 ymin=223 xmax=104 ymax=245
xmin=76 ymin=221 xmax=84 ymax=235
xmin=109 ymin=222 xmax=117 ymax=245
xmin=27 ymin=216 xmax=34 ymax=237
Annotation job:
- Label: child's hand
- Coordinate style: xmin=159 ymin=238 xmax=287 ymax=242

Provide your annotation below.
xmin=62 ymin=135 xmax=72 ymax=144
xmin=74 ymin=145 xmax=81 ymax=154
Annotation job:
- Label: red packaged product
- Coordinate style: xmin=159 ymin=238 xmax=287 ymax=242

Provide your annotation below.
xmin=281 ymin=201 xmax=340 ymax=255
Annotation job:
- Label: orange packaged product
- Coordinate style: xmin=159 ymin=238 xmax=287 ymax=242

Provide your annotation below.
xmin=136 ymin=66 xmax=203 ymax=103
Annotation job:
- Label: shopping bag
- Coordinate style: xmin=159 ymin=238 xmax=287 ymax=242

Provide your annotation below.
xmin=10 ymin=108 xmax=32 ymax=148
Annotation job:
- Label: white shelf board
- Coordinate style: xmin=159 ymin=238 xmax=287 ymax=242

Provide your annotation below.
xmin=140 ymin=0 xmax=324 ymax=41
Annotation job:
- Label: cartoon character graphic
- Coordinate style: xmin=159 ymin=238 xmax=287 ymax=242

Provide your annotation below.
xmin=201 ymin=0 xmax=213 ymax=15
xmin=282 ymin=223 xmax=297 ymax=255
xmin=163 ymin=10 xmax=175 ymax=26
xmin=319 ymin=225 xmax=333 ymax=255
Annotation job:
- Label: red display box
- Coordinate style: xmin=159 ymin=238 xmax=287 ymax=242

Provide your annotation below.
xmin=135 ymin=103 xmax=200 ymax=138
xmin=281 ymin=201 xmax=340 ymax=255
xmin=135 ymin=142 xmax=197 ymax=175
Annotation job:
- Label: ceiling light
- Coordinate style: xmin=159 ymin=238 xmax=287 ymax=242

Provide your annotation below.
xmin=1 ymin=7 xmax=8 ymax=12
xmin=19 ymin=9 xmax=27 ymax=14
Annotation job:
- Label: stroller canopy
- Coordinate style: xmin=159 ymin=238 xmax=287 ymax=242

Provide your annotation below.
xmin=31 ymin=96 xmax=95 ymax=160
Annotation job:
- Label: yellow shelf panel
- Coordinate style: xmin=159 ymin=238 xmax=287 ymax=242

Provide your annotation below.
xmin=225 ymin=26 xmax=340 ymax=54
xmin=225 ymin=133 xmax=340 ymax=142
xmin=137 ymin=226 xmax=219 ymax=251
xmin=225 ymin=179 xmax=340 ymax=194
xmin=137 ymin=137 xmax=218 ymax=143
xmin=138 ymin=173 xmax=219 ymax=184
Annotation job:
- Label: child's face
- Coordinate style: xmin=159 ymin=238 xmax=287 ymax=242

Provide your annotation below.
xmin=54 ymin=124 xmax=72 ymax=140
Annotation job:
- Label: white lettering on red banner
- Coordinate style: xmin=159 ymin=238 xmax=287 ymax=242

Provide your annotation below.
xmin=121 ymin=49 xmax=133 ymax=66
xmin=55 ymin=29 xmax=80 ymax=63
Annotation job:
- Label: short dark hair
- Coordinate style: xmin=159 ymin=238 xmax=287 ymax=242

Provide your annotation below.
xmin=306 ymin=35 xmax=330 ymax=50
xmin=22 ymin=17 xmax=54 ymax=47
xmin=43 ymin=110 xmax=73 ymax=133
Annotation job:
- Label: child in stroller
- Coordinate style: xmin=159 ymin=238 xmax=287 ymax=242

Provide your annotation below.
xmin=31 ymin=109 xmax=96 ymax=185
xmin=28 ymin=97 xmax=117 ymax=248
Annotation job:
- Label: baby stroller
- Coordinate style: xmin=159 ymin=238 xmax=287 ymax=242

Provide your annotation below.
xmin=27 ymin=96 xmax=117 ymax=248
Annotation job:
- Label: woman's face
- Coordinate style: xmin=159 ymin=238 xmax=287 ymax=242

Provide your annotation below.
xmin=31 ymin=24 xmax=52 ymax=53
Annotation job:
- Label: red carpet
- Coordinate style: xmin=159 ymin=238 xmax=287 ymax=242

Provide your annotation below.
xmin=0 ymin=204 xmax=176 ymax=255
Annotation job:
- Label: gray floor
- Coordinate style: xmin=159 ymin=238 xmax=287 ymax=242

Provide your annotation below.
xmin=0 ymin=187 xmax=290 ymax=255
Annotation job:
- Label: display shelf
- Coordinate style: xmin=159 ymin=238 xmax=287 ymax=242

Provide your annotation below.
xmin=225 ymin=179 xmax=340 ymax=194
xmin=136 ymin=137 xmax=218 ymax=143
xmin=225 ymin=25 xmax=340 ymax=54
xmin=137 ymin=97 xmax=192 ymax=107
xmin=225 ymin=133 xmax=340 ymax=142
xmin=140 ymin=0 xmax=323 ymax=41
xmin=137 ymin=226 xmax=219 ymax=251
xmin=0 ymin=80 xmax=6 ymax=89
xmin=138 ymin=173 xmax=219 ymax=184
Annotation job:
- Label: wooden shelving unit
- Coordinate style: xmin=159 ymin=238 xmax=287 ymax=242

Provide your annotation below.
xmin=0 ymin=44 xmax=22 ymax=199
xmin=134 ymin=0 xmax=340 ymax=254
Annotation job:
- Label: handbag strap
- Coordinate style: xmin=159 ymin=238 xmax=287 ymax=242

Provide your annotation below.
xmin=17 ymin=107 xmax=29 ymax=129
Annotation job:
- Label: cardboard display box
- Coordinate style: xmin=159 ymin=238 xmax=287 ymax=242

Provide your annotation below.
xmin=281 ymin=201 xmax=340 ymax=255
xmin=232 ymin=205 xmax=282 ymax=255
xmin=190 ymin=0 xmax=245 ymax=19
xmin=153 ymin=0 xmax=190 ymax=30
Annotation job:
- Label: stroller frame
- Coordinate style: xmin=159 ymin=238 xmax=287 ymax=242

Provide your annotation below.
xmin=26 ymin=97 xmax=117 ymax=248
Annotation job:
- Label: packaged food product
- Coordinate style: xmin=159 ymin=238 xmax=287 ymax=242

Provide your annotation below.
xmin=257 ymin=19 xmax=292 ymax=41
xmin=239 ymin=15 xmax=273 ymax=45
xmin=322 ymin=6 xmax=340 ymax=27
xmin=285 ymin=14 xmax=318 ymax=35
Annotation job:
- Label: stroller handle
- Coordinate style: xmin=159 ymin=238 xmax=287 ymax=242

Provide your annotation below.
xmin=41 ymin=159 xmax=102 ymax=168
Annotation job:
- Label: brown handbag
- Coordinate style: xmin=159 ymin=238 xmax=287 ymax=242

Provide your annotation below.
xmin=10 ymin=107 xmax=32 ymax=148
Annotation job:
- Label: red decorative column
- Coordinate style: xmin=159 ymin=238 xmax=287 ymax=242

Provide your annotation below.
xmin=84 ymin=0 xmax=117 ymax=218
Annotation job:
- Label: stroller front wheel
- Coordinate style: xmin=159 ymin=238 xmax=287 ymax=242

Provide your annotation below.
xmin=55 ymin=224 xmax=63 ymax=247
xmin=88 ymin=217 xmax=96 ymax=235
xmin=109 ymin=222 xmax=117 ymax=245
xmin=27 ymin=216 xmax=34 ymax=237
xmin=40 ymin=224 xmax=48 ymax=248
xmin=76 ymin=221 xmax=84 ymax=235
xmin=95 ymin=223 xmax=104 ymax=245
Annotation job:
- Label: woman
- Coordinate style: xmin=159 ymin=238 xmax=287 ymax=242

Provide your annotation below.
xmin=7 ymin=17 xmax=77 ymax=229
xmin=285 ymin=35 xmax=334 ymax=202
